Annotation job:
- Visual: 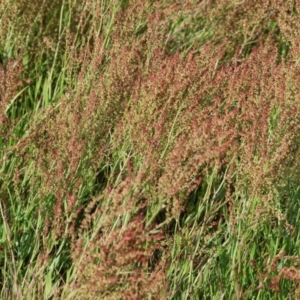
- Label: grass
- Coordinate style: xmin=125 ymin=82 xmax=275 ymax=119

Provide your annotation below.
xmin=1 ymin=0 xmax=300 ymax=299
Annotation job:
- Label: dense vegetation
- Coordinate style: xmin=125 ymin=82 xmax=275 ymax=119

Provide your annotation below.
xmin=1 ymin=0 xmax=300 ymax=299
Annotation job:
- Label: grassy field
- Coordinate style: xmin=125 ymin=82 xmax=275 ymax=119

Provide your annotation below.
xmin=1 ymin=0 xmax=300 ymax=299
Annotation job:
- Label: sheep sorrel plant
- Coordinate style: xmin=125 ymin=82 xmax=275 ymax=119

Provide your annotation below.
xmin=2 ymin=0 xmax=300 ymax=299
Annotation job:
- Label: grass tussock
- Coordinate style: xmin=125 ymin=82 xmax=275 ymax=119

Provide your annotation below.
xmin=1 ymin=0 xmax=300 ymax=299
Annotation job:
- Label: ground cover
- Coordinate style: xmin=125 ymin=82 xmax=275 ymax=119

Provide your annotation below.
xmin=1 ymin=1 xmax=300 ymax=299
